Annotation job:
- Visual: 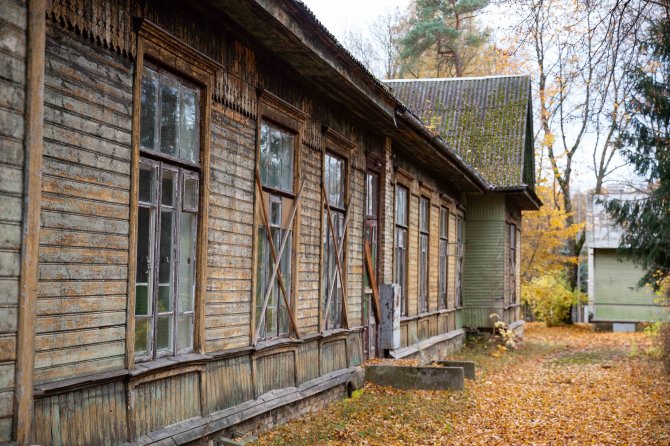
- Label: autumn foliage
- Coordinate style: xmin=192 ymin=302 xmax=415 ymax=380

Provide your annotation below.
xmin=254 ymin=324 xmax=670 ymax=445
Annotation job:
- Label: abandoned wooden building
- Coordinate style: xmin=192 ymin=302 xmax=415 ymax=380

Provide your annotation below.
xmin=0 ymin=0 xmax=538 ymax=444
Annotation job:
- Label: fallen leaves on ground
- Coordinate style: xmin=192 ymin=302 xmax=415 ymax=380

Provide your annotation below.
xmin=254 ymin=323 xmax=670 ymax=445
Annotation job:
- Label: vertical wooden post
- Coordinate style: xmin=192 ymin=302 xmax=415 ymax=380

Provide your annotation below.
xmin=13 ymin=0 xmax=46 ymax=443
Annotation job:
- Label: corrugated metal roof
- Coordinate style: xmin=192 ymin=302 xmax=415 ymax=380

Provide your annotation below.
xmin=385 ymin=76 xmax=532 ymax=187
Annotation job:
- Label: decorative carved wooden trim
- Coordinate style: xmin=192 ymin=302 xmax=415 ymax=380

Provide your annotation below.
xmin=134 ymin=18 xmax=222 ymax=78
xmin=14 ymin=0 xmax=46 ymax=443
xmin=258 ymin=88 xmax=308 ymax=130
xmin=323 ymin=125 xmax=354 ymax=159
xmin=394 ymin=167 xmax=414 ymax=187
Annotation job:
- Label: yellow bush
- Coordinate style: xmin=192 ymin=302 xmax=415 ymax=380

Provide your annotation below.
xmin=522 ymin=272 xmax=586 ymax=326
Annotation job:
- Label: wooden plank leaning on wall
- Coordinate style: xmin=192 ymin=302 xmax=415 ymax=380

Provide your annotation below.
xmin=13 ymin=0 xmax=46 ymax=443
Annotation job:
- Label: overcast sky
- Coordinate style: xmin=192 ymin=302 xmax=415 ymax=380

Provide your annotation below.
xmin=301 ymin=0 xmax=411 ymax=36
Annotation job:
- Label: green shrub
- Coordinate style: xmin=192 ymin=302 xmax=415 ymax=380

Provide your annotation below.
xmin=522 ymin=272 xmax=586 ymax=326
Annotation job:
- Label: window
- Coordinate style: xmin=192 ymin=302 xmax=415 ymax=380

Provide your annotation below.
xmin=395 ymin=185 xmax=409 ymax=316
xmin=509 ymin=223 xmax=517 ymax=304
xmin=418 ymin=197 xmax=429 ymax=313
xmin=135 ymin=65 xmax=201 ymax=361
xmin=256 ymin=122 xmax=296 ymax=340
xmin=323 ymin=153 xmax=347 ymax=330
xmin=363 ymin=171 xmax=379 ymax=324
xmin=260 ymin=124 xmax=294 ymax=193
xmin=438 ymin=207 xmax=449 ymax=309
xmin=455 ymin=216 xmax=464 ymax=307
xmin=140 ymin=65 xmax=200 ymax=163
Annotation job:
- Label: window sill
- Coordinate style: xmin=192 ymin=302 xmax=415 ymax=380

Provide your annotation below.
xmin=130 ymin=353 xmax=210 ymax=377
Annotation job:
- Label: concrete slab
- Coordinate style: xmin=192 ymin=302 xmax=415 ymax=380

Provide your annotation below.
xmin=365 ymin=365 xmax=464 ymax=391
xmin=432 ymin=360 xmax=476 ymax=380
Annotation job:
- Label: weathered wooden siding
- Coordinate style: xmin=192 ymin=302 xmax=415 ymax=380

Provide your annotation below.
xmin=0 ymin=0 xmax=26 ymax=439
xmin=206 ymin=104 xmax=255 ymax=352
xmin=295 ymin=341 xmax=319 ymax=385
xmin=321 ymin=338 xmax=347 ymax=375
xmin=32 ymin=380 xmax=128 ymax=446
xmin=297 ymin=144 xmax=322 ymax=333
xmin=134 ymin=372 xmax=201 ymax=438
xmin=206 ymin=355 xmax=254 ymax=412
xmin=34 ymin=24 xmax=132 ymax=384
xmin=462 ymin=195 xmax=505 ymax=327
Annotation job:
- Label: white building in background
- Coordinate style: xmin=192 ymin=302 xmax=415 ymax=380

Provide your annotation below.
xmin=587 ymin=190 xmax=669 ymax=331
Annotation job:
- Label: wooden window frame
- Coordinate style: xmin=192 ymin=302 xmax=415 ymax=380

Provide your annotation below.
xmin=438 ymin=205 xmax=449 ymax=310
xmin=455 ymin=215 xmax=465 ymax=308
xmin=253 ymin=90 xmax=307 ymax=342
xmin=127 ymin=19 xmax=221 ymax=367
xmin=418 ymin=196 xmax=430 ymax=314
xmin=363 ymin=166 xmax=380 ymax=326
xmin=320 ymin=127 xmax=354 ymax=331
xmin=394 ymin=183 xmax=410 ymax=317
xmin=135 ymin=159 xmax=199 ymax=361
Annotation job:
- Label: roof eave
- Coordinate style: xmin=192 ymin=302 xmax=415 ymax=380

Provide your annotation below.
xmin=493 ymin=185 xmax=543 ymax=211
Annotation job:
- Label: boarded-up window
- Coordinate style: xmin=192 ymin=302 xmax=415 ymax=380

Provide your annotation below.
xmin=256 ymin=122 xmax=295 ymax=340
xmin=323 ymin=153 xmax=347 ymax=329
xmin=418 ymin=197 xmax=429 ymax=313
xmin=438 ymin=207 xmax=449 ymax=309
xmin=136 ymin=65 xmax=201 ymax=362
xmin=395 ymin=185 xmax=409 ymax=316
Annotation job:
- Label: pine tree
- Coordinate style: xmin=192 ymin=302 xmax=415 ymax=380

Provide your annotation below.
xmin=399 ymin=0 xmax=489 ymax=77
xmin=605 ymin=4 xmax=670 ymax=290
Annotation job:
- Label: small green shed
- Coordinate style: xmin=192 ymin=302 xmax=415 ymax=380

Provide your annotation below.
xmin=588 ymin=193 xmax=670 ymax=329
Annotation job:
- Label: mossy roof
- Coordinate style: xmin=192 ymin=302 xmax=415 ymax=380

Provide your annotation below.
xmin=385 ymin=76 xmax=534 ymax=188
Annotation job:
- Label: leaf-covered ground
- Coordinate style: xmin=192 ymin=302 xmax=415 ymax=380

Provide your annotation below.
xmin=253 ymin=323 xmax=670 ymax=445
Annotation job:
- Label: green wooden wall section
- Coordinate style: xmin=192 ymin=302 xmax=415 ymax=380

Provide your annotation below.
xmin=593 ymin=249 xmax=670 ymax=322
xmin=462 ymin=195 xmax=505 ymax=327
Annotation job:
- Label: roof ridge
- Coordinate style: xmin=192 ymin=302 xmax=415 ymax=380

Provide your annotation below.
xmin=385 ymin=74 xmax=530 ymax=82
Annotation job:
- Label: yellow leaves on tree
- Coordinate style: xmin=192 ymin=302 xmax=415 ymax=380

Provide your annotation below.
xmin=521 ymin=183 xmax=583 ymax=285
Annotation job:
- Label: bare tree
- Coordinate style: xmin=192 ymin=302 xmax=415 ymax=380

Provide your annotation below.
xmin=507 ymin=0 xmax=655 ymax=287
xmin=337 ymin=7 xmax=407 ymax=79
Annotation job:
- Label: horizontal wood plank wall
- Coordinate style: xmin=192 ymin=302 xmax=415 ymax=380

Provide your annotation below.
xmin=34 ymin=24 xmax=132 ymax=384
xmin=206 ymin=104 xmax=255 ymax=352
xmin=297 ymin=144 xmax=321 ymax=334
xmin=32 ymin=380 xmax=128 ymax=446
xmin=462 ymin=195 xmax=505 ymax=327
xmin=429 ymin=200 xmax=439 ymax=312
xmin=206 ymin=355 xmax=254 ymax=413
xmin=346 ymin=163 xmax=364 ymax=327
xmin=0 ymin=0 xmax=27 ymax=439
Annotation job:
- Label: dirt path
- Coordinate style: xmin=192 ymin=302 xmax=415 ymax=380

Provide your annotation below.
xmin=254 ymin=324 xmax=670 ymax=445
